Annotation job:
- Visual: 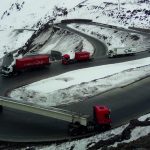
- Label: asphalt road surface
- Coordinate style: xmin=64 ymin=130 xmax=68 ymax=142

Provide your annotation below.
xmin=0 ymin=23 xmax=150 ymax=142
xmin=0 ymin=77 xmax=150 ymax=142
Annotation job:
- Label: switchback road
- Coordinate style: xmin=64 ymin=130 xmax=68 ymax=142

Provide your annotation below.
xmin=0 ymin=22 xmax=150 ymax=142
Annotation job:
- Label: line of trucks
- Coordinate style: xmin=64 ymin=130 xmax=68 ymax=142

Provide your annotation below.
xmin=0 ymin=51 xmax=113 ymax=136
xmin=1 ymin=47 xmax=136 ymax=76
xmin=1 ymin=51 xmax=92 ymax=76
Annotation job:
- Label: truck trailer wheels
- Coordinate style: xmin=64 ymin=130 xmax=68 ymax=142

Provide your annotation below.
xmin=0 ymin=105 xmax=3 ymax=113
xmin=68 ymin=122 xmax=86 ymax=136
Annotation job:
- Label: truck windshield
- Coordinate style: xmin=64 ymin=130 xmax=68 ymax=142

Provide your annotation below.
xmin=2 ymin=66 xmax=10 ymax=71
xmin=2 ymin=53 xmax=14 ymax=68
xmin=105 ymin=114 xmax=110 ymax=119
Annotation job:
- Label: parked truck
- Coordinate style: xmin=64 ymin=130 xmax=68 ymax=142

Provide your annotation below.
xmin=62 ymin=51 xmax=92 ymax=65
xmin=0 ymin=97 xmax=111 ymax=136
xmin=1 ymin=53 xmax=51 ymax=76
xmin=107 ymin=47 xmax=136 ymax=58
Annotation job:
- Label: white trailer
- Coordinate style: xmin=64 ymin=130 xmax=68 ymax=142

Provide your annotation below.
xmin=107 ymin=47 xmax=136 ymax=58
xmin=0 ymin=96 xmax=111 ymax=135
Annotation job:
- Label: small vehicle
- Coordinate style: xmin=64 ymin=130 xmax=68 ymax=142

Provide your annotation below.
xmin=62 ymin=51 xmax=92 ymax=65
xmin=107 ymin=47 xmax=136 ymax=58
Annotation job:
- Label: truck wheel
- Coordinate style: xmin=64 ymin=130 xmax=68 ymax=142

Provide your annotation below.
xmin=111 ymin=54 xmax=114 ymax=58
xmin=68 ymin=123 xmax=77 ymax=136
xmin=131 ymin=53 xmax=135 ymax=56
xmin=87 ymin=121 xmax=95 ymax=132
xmin=68 ymin=122 xmax=82 ymax=136
xmin=0 ymin=105 xmax=3 ymax=113
xmin=68 ymin=126 xmax=79 ymax=136
xmin=13 ymin=71 xmax=19 ymax=76
xmin=89 ymin=57 xmax=94 ymax=62
xmin=108 ymin=53 xmax=114 ymax=58
xmin=104 ymin=124 xmax=111 ymax=131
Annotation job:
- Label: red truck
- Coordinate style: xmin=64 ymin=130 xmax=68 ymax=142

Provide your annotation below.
xmin=69 ymin=105 xmax=111 ymax=135
xmin=62 ymin=51 xmax=92 ymax=65
xmin=1 ymin=54 xmax=51 ymax=76
xmin=0 ymin=97 xmax=112 ymax=136
xmin=0 ymin=98 xmax=112 ymax=136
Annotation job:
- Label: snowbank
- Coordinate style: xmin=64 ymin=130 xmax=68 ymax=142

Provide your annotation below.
xmin=68 ymin=23 xmax=150 ymax=52
xmin=10 ymin=57 xmax=150 ymax=107
xmin=38 ymin=113 xmax=150 ymax=150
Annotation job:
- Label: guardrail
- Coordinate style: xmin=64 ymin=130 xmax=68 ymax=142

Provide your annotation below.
xmin=0 ymin=96 xmax=88 ymax=126
xmin=128 ymin=27 xmax=150 ymax=33
xmin=61 ymin=19 xmax=92 ymax=24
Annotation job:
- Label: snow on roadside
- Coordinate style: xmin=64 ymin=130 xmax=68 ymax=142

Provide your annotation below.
xmin=138 ymin=113 xmax=150 ymax=122
xmin=68 ymin=24 xmax=150 ymax=52
xmin=109 ymin=116 xmax=150 ymax=148
xmin=9 ymin=57 xmax=150 ymax=107
xmin=0 ymin=30 xmax=34 ymax=57
xmin=23 ymin=26 xmax=94 ymax=59
xmin=112 ymin=126 xmax=150 ymax=148
xmin=39 ymin=124 xmax=128 ymax=150
xmin=36 ymin=113 xmax=150 ymax=150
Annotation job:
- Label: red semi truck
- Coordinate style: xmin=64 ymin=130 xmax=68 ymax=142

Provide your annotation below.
xmin=62 ymin=51 xmax=92 ymax=65
xmin=68 ymin=105 xmax=111 ymax=135
xmin=1 ymin=54 xmax=51 ymax=76
xmin=0 ymin=98 xmax=112 ymax=136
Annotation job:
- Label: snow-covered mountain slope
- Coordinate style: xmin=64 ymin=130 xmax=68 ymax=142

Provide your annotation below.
xmin=0 ymin=0 xmax=82 ymax=29
xmin=69 ymin=23 xmax=150 ymax=52
xmin=1 ymin=0 xmax=150 ymax=30
xmin=0 ymin=0 xmax=150 ymax=59
xmin=0 ymin=0 xmax=83 ymax=58
xmin=23 ymin=26 xmax=93 ymax=58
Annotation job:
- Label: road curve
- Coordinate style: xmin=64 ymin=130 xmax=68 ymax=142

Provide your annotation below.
xmin=0 ymin=22 xmax=150 ymax=142
xmin=0 ymin=77 xmax=150 ymax=142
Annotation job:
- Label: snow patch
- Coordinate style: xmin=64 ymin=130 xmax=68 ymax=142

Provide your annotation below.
xmin=10 ymin=57 xmax=150 ymax=107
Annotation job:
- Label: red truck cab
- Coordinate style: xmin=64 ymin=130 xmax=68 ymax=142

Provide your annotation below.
xmin=62 ymin=51 xmax=91 ymax=65
xmin=61 ymin=54 xmax=70 ymax=65
xmin=68 ymin=105 xmax=111 ymax=135
xmin=94 ymin=105 xmax=112 ymax=128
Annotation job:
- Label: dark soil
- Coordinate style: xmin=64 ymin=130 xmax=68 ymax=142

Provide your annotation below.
xmin=107 ymin=134 xmax=150 ymax=150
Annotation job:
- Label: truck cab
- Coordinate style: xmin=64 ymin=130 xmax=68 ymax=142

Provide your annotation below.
xmin=1 ymin=53 xmax=14 ymax=76
xmin=93 ymin=105 xmax=111 ymax=129
xmin=62 ymin=51 xmax=91 ymax=65
xmin=62 ymin=54 xmax=70 ymax=65
xmin=68 ymin=105 xmax=111 ymax=135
